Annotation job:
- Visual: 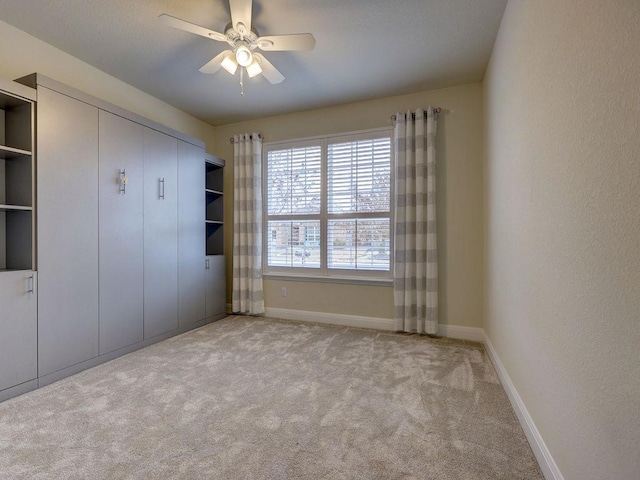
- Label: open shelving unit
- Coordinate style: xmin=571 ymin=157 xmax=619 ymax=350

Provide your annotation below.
xmin=0 ymin=80 xmax=35 ymax=272
xmin=205 ymin=154 xmax=225 ymax=256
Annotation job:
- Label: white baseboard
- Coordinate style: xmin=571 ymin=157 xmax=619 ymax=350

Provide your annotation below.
xmin=264 ymin=307 xmax=395 ymax=331
xmin=483 ymin=332 xmax=564 ymax=480
xmin=438 ymin=324 xmax=484 ymax=342
xmin=263 ymin=307 xmax=483 ymax=342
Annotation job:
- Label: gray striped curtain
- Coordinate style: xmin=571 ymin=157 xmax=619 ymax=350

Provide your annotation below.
xmin=232 ymin=133 xmax=265 ymax=315
xmin=393 ymin=108 xmax=438 ymax=334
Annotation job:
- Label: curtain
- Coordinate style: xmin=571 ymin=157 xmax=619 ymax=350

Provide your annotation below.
xmin=232 ymin=133 xmax=265 ymax=315
xmin=393 ymin=108 xmax=438 ymax=334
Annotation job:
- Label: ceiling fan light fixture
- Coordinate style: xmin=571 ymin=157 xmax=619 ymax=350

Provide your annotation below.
xmin=235 ymin=45 xmax=253 ymax=67
xmin=221 ymin=53 xmax=238 ymax=74
xmin=246 ymin=59 xmax=263 ymax=78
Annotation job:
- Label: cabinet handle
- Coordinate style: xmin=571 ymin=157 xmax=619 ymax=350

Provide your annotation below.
xmin=206 ymin=258 xmax=210 ymax=270
xmin=119 ymin=169 xmax=127 ymax=195
xmin=27 ymin=275 xmax=34 ymax=293
xmin=159 ymin=177 xmax=165 ymax=199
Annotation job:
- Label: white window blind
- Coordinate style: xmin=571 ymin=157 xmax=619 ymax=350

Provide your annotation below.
xmin=267 ymin=145 xmax=321 ymax=216
xmin=328 ymin=138 xmax=391 ymax=214
xmin=264 ymin=129 xmax=393 ymax=280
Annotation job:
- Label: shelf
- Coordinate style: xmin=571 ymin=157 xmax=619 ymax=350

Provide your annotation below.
xmin=205 ymin=188 xmax=223 ymax=196
xmin=205 ymin=220 xmax=223 ymax=225
xmin=0 ymin=204 xmax=32 ymax=212
xmin=0 ymin=145 xmax=31 ymax=159
xmin=0 ymin=268 xmax=33 ymax=273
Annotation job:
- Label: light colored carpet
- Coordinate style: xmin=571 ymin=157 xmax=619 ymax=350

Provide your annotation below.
xmin=0 ymin=316 xmax=543 ymax=479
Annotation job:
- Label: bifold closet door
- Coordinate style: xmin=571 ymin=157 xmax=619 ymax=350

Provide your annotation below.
xmin=144 ymin=128 xmax=178 ymax=338
xmin=37 ymin=87 xmax=99 ymax=376
xmin=178 ymin=140 xmax=206 ymax=327
xmin=99 ymin=111 xmax=144 ymax=354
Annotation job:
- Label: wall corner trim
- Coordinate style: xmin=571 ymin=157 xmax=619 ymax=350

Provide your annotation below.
xmin=483 ymin=332 xmax=565 ymax=480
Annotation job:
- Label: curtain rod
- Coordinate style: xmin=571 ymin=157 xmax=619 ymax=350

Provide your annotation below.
xmin=390 ymin=108 xmax=441 ymax=122
xmin=230 ymin=133 xmax=263 ymax=144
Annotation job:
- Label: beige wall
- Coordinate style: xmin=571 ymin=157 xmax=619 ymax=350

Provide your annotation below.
xmin=484 ymin=1 xmax=640 ymax=478
xmin=213 ymin=83 xmax=484 ymax=327
xmin=0 ymin=20 xmax=215 ymax=150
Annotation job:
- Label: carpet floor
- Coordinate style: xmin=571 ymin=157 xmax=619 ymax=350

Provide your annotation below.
xmin=0 ymin=316 xmax=543 ymax=479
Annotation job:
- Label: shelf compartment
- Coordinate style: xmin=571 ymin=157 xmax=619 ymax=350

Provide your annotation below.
xmin=0 ymin=209 xmax=32 ymax=270
xmin=205 ymin=162 xmax=224 ymax=192
xmin=0 ymin=96 xmax=33 ymax=153
xmin=1 ymin=149 xmax=33 ymax=208
xmin=206 ymin=193 xmax=224 ymax=223
xmin=206 ymin=222 xmax=224 ymax=256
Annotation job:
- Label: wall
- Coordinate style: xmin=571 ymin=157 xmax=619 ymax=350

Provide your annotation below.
xmin=0 ymin=20 xmax=215 ymax=151
xmin=213 ymin=83 xmax=484 ymax=328
xmin=483 ymin=1 xmax=640 ymax=479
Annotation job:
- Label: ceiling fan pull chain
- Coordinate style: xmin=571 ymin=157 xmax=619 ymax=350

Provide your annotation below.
xmin=240 ymin=67 xmax=244 ymax=96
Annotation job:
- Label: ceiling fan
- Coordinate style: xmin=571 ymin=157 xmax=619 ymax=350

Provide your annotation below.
xmin=159 ymin=0 xmax=315 ymax=90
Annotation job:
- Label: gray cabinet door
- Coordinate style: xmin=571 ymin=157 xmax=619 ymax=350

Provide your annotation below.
xmin=178 ymin=140 xmax=206 ymax=327
xmin=0 ymin=271 xmax=37 ymax=391
xmin=206 ymin=255 xmax=226 ymax=318
xmin=143 ymin=128 xmax=178 ymax=338
xmin=37 ymin=87 xmax=99 ymax=376
xmin=99 ymin=111 xmax=144 ymax=354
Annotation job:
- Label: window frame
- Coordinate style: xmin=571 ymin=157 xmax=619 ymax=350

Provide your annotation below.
xmin=262 ymin=127 xmax=394 ymax=283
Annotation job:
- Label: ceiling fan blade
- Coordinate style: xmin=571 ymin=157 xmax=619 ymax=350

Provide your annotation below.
xmin=255 ymin=53 xmax=284 ymax=84
xmin=229 ymin=0 xmax=252 ymax=36
xmin=257 ymin=33 xmax=316 ymax=51
xmin=199 ymin=50 xmax=232 ymax=74
xmin=159 ymin=14 xmax=227 ymax=42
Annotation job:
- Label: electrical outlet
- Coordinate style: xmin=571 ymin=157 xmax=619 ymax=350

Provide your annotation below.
xmin=281 ymin=287 xmax=287 ymax=297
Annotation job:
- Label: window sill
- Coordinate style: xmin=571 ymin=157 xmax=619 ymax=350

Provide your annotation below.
xmin=262 ymin=273 xmax=393 ymax=286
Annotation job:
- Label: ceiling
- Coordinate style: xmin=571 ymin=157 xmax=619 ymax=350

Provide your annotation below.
xmin=0 ymin=0 xmax=507 ymax=126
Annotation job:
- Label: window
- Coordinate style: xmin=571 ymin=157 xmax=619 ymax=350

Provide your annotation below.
xmin=264 ymin=128 xmax=393 ymax=280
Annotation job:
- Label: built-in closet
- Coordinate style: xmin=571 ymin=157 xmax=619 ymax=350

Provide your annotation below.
xmin=0 ymin=74 xmax=226 ymax=402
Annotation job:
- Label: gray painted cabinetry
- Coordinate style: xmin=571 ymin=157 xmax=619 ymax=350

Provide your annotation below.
xmin=206 ymin=255 xmax=226 ymax=318
xmin=0 ymin=270 xmax=37 ymax=395
xmin=0 ymin=78 xmax=37 ymax=400
xmin=36 ymin=86 xmax=100 ymax=377
xmin=143 ymin=129 xmax=179 ymax=338
xmin=205 ymin=155 xmax=226 ymax=318
xmin=178 ymin=140 xmax=206 ymax=326
xmin=0 ymin=73 xmax=226 ymax=402
xmin=99 ymin=111 xmax=145 ymax=354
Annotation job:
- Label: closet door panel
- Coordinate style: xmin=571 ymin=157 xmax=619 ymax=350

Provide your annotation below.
xmin=178 ymin=140 xmax=206 ymax=326
xmin=0 ymin=271 xmax=37 ymax=391
xmin=143 ymin=128 xmax=178 ymax=338
xmin=37 ymin=87 xmax=99 ymax=376
xmin=99 ymin=111 xmax=145 ymax=354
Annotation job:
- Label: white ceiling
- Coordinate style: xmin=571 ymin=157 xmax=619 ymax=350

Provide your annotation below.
xmin=0 ymin=0 xmax=507 ymax=126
